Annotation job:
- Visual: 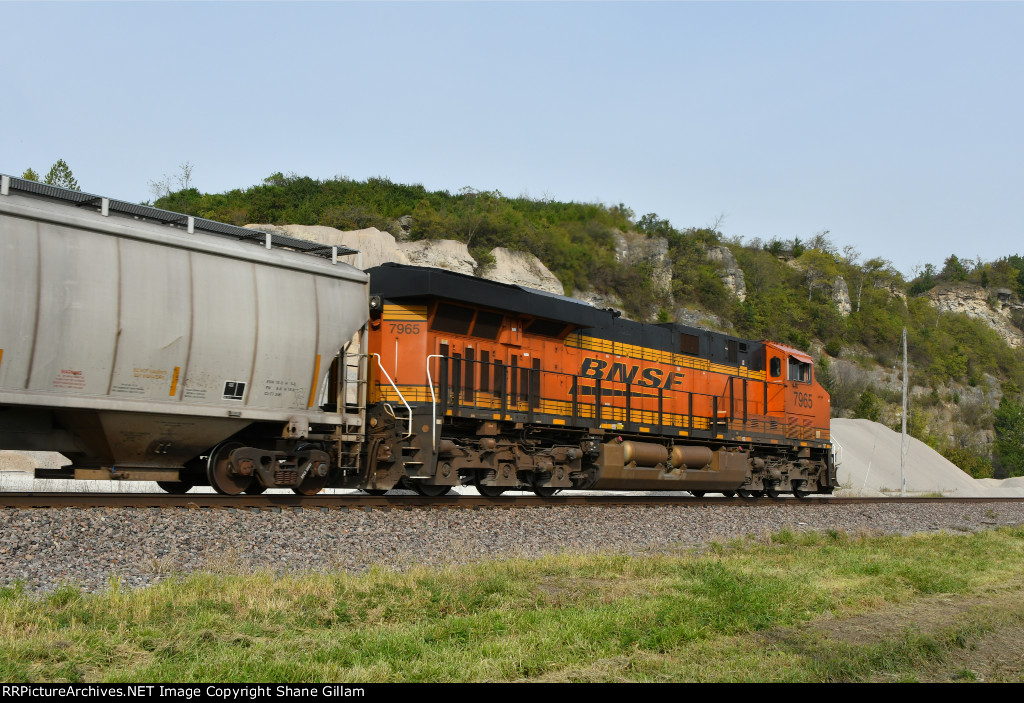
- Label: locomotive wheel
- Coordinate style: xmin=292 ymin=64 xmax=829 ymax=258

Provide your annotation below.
xmin=690 ymin=490 xmax=706 ymax=498
xmin=793 ymin=482 xmax=811 ymax=500
xmin=533 ymin=486 xmax=560 ymax=498
xmin=475 ymin=480 xmax=506 ymax=497
xmin=764 ymin=483 xmax=782 ymax=500
xmin=412 ymin=482 xmax=453 ymax=497
xmin=207 ymin=441 xmax=252 ymax=495
xmin=721 ymin=491 xmax=736 ymax=498
xmin=737 ymin=489 xmax=763 ymax=499
xmin=156 ymin=480 xmax=193 ymax=495
xmin=363 ymin=488 xmax=388 ymax=496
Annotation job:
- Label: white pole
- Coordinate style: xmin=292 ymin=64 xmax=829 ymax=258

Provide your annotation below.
xmin=901 ymin=327 xmax=908 ymax=497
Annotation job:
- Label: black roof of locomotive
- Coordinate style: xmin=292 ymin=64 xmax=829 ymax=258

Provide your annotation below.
xmin=367 ymin=263 xmax=611 ymax=328
xmin=367 ymin=263 xmax=765 ymax=368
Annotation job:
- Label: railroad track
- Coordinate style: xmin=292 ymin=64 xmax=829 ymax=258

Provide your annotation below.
xmin=1 ymin=492 xmax=1022 ymax=510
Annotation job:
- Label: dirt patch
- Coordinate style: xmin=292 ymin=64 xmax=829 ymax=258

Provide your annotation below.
xmin=766 ymin=579 xmax=1024 ymax=682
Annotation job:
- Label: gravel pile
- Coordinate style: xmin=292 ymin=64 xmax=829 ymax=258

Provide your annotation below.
xmin=2 ymin=501 xmax=1023 ymax=594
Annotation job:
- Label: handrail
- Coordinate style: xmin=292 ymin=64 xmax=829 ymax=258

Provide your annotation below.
xmin=426 ymin=354 xmax=443 ymax=453
xmin=832 ymin=437 xmax=844 ymax=468
xmin=415 ymin=354 xmax=829 ymax=442
xmin=371 ymin=353 xmax=413 ymax=437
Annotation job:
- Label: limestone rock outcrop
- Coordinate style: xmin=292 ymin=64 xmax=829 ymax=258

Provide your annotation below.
xmin=706 ymin=246 xmax=747 ymax=302
xmin=480 ymin=248 xmax=564 ymax=295
xmin=833 ymin=276 xmax=852 ymax=317
xmin=246 ymin=224 xmax=564 ymax=292
xmin=572 ymin=288 xmax=627 ymax=318
xmin=245 ymin=224 xmax=410 ymax=270
xmin=613 ymin=232 xmax=672 ymax=295
xmin=925 ymin=284 xmax=1024 ymax=349
xmin=398 ymin=239 xmax=476 ymax=276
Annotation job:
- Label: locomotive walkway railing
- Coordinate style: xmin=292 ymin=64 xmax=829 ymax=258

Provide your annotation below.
xmin=378 ymin=355 xmax=829 ymax=455
xmin=418 ymin=355 xmax=801 ymax=441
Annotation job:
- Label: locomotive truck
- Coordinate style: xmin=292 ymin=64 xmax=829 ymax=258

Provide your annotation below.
xmin=0 ymin=174 xmax=836 ymax=497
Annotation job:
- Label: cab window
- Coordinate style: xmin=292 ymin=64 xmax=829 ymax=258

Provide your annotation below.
xmin=788 ymin=357 xmax=811 ymax=383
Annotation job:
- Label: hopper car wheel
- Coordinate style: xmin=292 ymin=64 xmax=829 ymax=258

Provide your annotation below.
xmin=245 ymin=483 xmax=268 ymax=495
xmin=690 ymin=491 xmax=706 ymax=498
xmin=207 ymin=441 xmax=252 ymax=495
xmin=156 ymin=481 xmax=193 ymax=495
xmin=721 ymin=491 xmax=736 ymax=498
xmin=292 ymin=480 xmax=328 ymax=496
xmin=413 ymin=483 xmax=453 ymax=497
xmin=292 ymin=444 xmax=331 ymax=495
xmin=475 ymin=479 xmax=506 ymax=497
xmin=293 ymin=467 xmax=330 ymax=495
xmin=533 ymin=486 xmax=561 ymax=498
xmin=363 ymin=489 xmax=389 ymax=496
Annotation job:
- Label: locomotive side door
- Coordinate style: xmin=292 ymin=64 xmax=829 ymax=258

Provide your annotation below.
xmin=764 ymin=347 xmax=788 ymax=421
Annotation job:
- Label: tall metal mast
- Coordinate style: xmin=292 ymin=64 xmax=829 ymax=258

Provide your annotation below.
xmin=901 ymin=327 xmax=908 ymax=497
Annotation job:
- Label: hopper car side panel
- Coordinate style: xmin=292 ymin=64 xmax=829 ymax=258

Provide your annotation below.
xmin=1 ymin=179 xmax=369 ymax=492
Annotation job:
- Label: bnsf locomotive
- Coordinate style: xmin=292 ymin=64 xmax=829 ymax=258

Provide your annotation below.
xmin=0 ymin=175 xmax=835 ymax=498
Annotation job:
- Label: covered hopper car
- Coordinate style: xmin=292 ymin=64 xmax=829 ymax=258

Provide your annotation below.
xmin=0 ymin=175 xmax=836 ymax=497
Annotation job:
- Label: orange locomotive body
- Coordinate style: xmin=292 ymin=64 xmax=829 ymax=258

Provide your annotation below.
xmin=360 ymin=264 xmax=836 ymax=498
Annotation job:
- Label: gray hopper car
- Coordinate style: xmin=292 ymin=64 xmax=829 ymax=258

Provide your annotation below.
xmin=0 ymin=175 xmax=370 ymax=494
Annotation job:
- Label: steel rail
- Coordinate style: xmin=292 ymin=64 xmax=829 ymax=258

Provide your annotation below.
xmin=0 ymin=492 xmax=1022 ymax=510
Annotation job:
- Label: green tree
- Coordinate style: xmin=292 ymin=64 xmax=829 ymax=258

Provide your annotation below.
xmin=44 ymin=159 xmax=80 ymax=191
xmin=993 ymin=396 xmax=1024 ymax=477
xmin=907 ymin=263 xmax=936 ymax=296
xmin=853 ymin=389 xmax=883 ymax=422
xmin=941 ymin=254 xmax=968 ymax=282
xmin=798 ymin=248 xmax=839 ymax=301
xmin=21 ymin=168 xmax=39 ymax=181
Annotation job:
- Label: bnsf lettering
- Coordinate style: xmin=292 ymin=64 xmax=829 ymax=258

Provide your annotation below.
xmin=641 ymin=367 xmax=664 ymax=386
xmin=580 ymin=357 xmax=683 ymax=390
xmin=607 ymin=363 xmax=639 ymax=384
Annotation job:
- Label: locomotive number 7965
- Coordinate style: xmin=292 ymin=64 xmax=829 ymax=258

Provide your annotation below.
xmin=389 ymin=323 xmax=421 ymax=335
xmin=794 ymin=391 xmax=814 ymax=409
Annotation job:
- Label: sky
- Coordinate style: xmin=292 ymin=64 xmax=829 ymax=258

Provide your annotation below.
xmin=3 ymin=1 xmax=1022 ymax=277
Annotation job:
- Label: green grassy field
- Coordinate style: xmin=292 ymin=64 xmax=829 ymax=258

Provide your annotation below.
xmin=2 ymin=528 xmax=1024 ymax=683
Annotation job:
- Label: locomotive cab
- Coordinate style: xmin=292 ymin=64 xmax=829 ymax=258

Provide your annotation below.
xmin=763 ymin=342 xmax=831 ymax=443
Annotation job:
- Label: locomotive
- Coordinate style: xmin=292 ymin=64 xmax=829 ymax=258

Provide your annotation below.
xmin=0 ymin=175 xmax=836 ymax=498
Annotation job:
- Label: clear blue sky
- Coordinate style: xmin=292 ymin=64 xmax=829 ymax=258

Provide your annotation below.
xmin=4 ymin=1 xmax=1022 ymax=276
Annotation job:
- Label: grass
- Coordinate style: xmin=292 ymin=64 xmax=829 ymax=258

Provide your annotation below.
xmin=2 ymin=528 xmax=1024 ymax=682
